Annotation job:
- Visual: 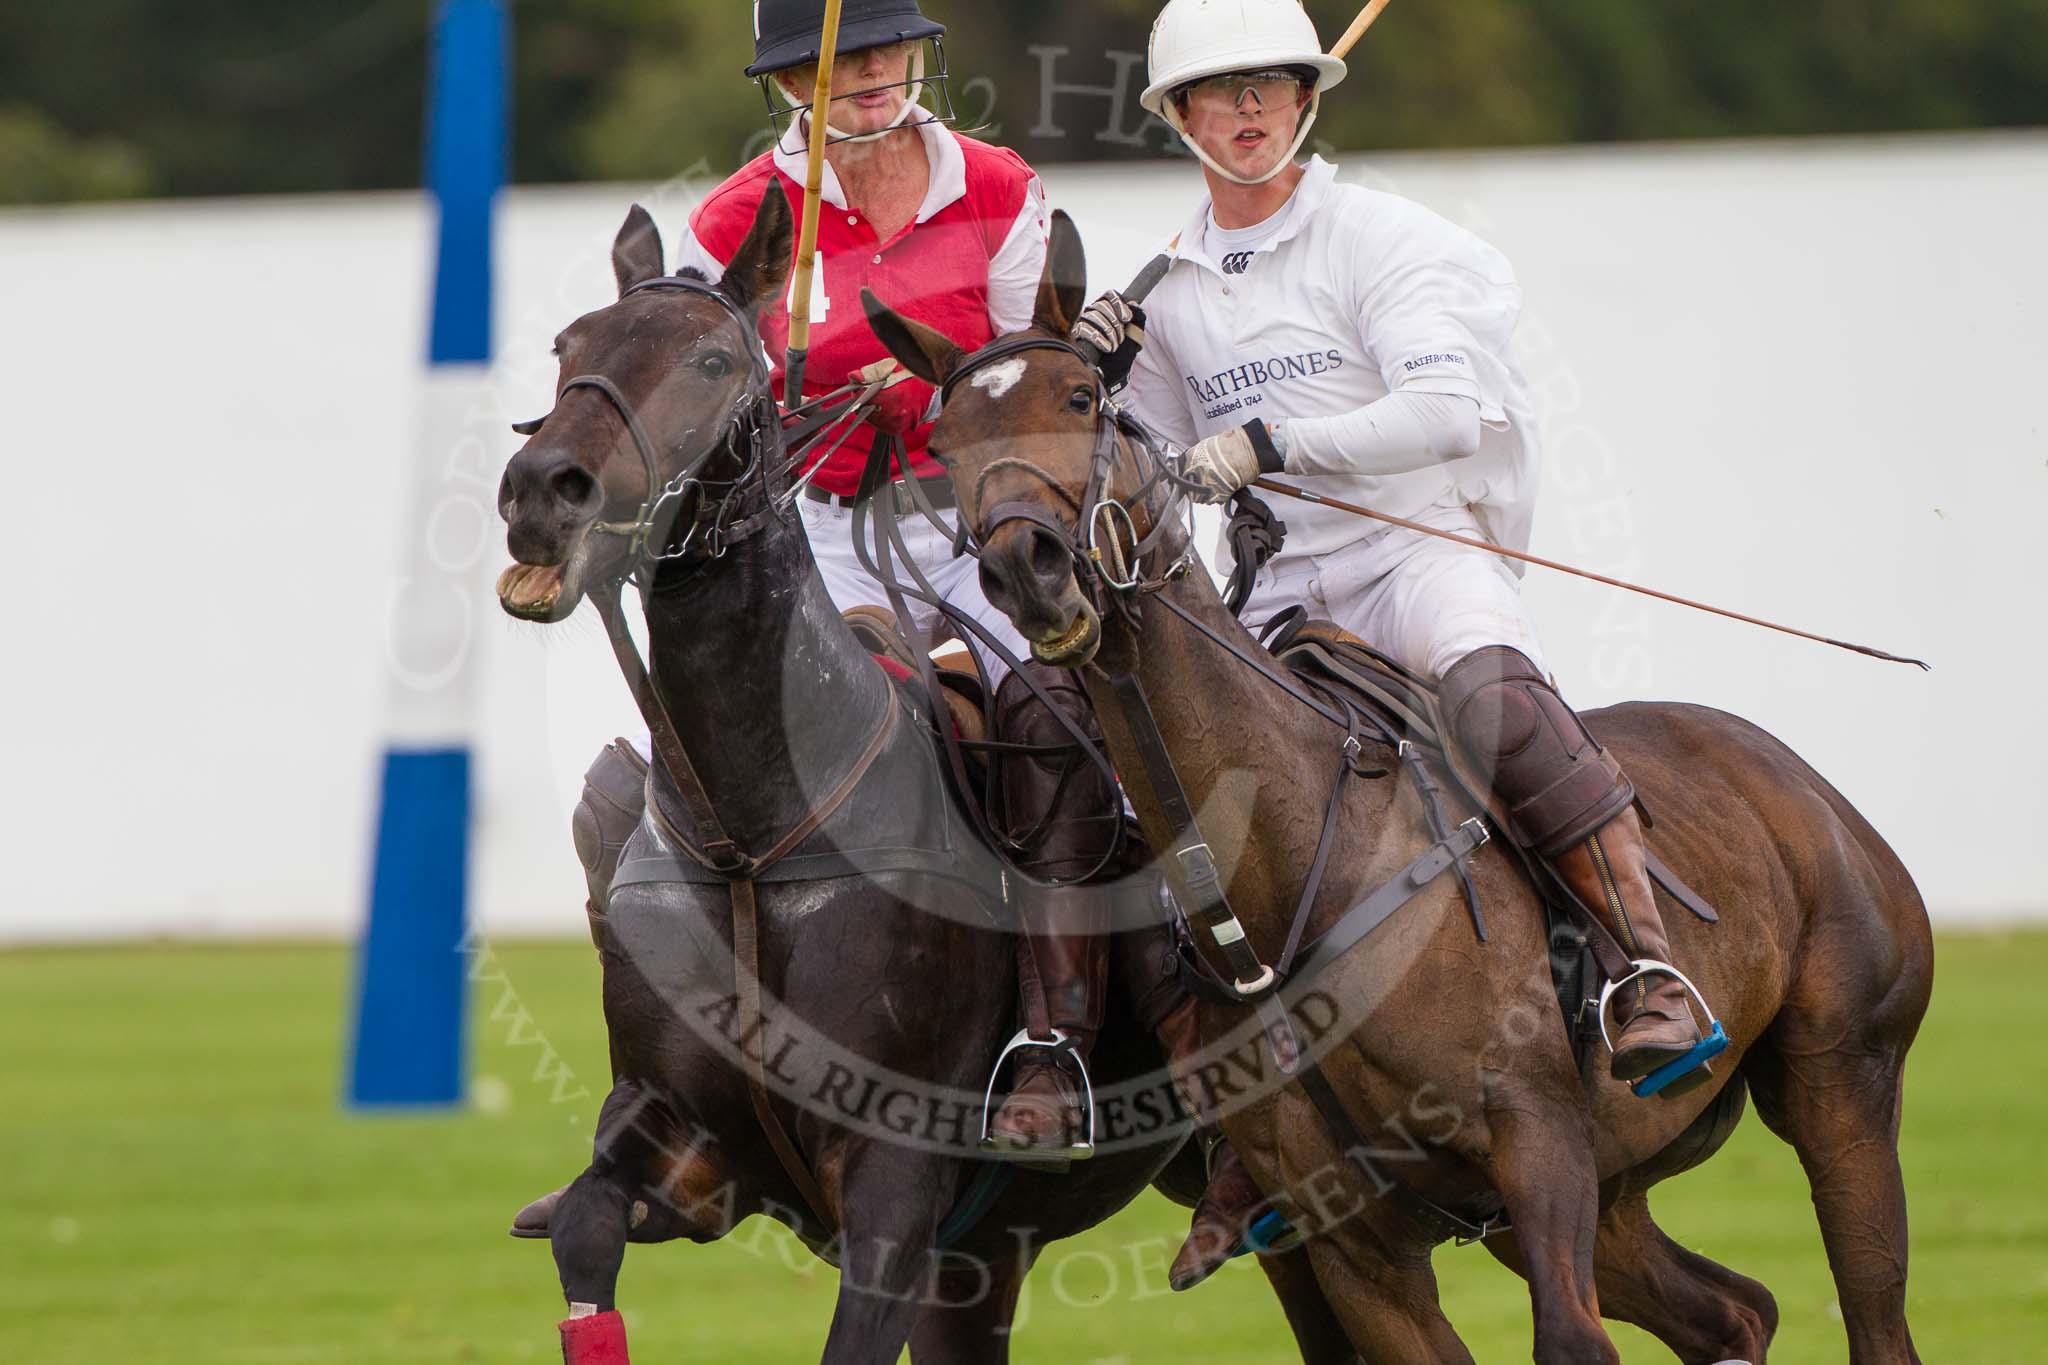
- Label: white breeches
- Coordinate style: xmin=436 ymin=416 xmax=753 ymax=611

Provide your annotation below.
xmin=1239 ymin=498 xmax=1548 ymax=683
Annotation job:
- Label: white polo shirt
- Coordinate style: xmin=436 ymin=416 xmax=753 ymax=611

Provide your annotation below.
xmin=1123 ymin=157 xmax=1540 ymax=565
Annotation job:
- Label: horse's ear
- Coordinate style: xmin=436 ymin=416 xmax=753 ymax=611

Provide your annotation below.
xmin=612 ymin=204 xmax=665 ymax=297
xmin=863 ymin=288 xmax=962 ymax=389
xmin=719 ymin=184 xmax=796 ymax=318
xmin=1032 ymin=210 xmax=1087 ymax=337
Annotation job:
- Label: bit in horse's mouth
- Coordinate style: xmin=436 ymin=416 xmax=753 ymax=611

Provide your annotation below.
xmin=1030 ymin=603 xmax=1101 ymax=666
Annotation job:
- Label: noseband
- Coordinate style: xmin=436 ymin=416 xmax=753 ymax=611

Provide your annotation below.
xmin=514 ymin=274 xmax=783 ymax=574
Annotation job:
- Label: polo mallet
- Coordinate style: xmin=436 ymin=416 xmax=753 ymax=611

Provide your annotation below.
xmin=1246 ymin=480 xmax=1931 ymax=667
xmin=782 ymin=0 xmax=847 ymax=403
xmin=1076 ymin=0 xmax=1398 ymax=359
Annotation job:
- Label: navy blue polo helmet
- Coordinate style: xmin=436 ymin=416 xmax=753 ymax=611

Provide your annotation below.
xmin=745 ymin=0 xmax=946 ymax=77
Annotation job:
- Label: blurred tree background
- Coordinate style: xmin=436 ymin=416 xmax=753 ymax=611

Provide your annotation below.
xmin=3 ymin=0 xmax=2044 ymax=204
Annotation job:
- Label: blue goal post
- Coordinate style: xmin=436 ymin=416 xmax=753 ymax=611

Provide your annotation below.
xmin=346 ymin=0 xmax=508 ymax=1108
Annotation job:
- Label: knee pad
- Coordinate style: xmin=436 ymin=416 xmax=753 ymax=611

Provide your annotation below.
xmin=992 ymin=665 xmax=1119 ymax=877
xmin=574 ymin=739 xmax=650 ymax=926
xmin=1437 ymin=646 xmax=1631 ymax=856
xmin=994 ymin=664 xmax=1101 ymax=757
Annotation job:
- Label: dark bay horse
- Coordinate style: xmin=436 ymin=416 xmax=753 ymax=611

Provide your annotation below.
xmin=495 ymin=189 xmax=1356 ymax=1363
xmin=863 ymin=210 xmax=1935 ymax=1365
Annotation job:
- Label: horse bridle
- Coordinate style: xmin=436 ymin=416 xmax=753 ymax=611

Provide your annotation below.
xmin=946 ymin=333 xmax=1199 ymax=624
xmin=513 ymin=274 xmax=784 ymax=574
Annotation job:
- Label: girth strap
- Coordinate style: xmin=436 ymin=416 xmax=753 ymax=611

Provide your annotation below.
xmin=1283 ymin=818 xmax=1490 ymax=985
xmin=1289 ymin=1045 xmax=1509 ymax=1247
xmin=730 ymin=876 xmax=836 ymax=1231
xmin=1260 ymin=813 xmax=1501 ymax=1246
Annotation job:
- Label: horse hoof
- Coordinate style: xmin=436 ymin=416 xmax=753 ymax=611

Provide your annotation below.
xmin=509 ymin=1185 xmax=565 ymax=1239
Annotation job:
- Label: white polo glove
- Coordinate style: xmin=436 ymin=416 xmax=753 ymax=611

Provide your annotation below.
xmin=853 ymin=357 xmax=913 ymax=388
xmin=1181 ymin=420 xmax=1284 ymax=504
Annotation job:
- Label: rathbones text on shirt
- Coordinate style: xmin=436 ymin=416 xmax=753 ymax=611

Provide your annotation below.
xmin=1184 ymin=350 xmax=1345 ymax=406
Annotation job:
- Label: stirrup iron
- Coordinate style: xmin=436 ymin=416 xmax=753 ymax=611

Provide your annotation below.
xmin=978 ymin=1027 xmax=1097 ymax=1161
xmin=1594 ymin=959 xmax=1730 ymax=1098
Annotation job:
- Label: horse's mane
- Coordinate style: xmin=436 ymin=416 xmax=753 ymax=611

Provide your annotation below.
xmin=673 ymin=267 xmax=710 ymax=284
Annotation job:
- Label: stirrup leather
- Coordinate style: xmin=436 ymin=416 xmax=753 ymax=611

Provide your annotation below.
xmin=978 ymin=1026 xmax=1096 ymax=1160
xmin=1593 ymin=959 xmax=1731 ymax=1098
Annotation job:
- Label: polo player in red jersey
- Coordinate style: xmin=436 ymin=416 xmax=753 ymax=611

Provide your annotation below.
xmin=511 ymin=0 xmax=1272 ymax=1283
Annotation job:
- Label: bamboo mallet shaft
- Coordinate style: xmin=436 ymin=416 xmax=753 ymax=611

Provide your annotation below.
xmin=1329 ymin=0 xmax=1395 ymax=61
xmin=783 ymin=0 xmax=846 ymax=402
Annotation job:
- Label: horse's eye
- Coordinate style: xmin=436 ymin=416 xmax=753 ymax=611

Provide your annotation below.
xmin=700 ymin=354 xmax=734 ymax=379
xmin=1068 ymin=387 xmax=1094 ymax=413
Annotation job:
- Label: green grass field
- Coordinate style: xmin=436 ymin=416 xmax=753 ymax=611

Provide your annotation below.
xmin=5 ymin=931 xmax=2042 ymax=1363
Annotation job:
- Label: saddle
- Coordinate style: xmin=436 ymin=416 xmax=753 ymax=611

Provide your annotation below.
xmin=841 ymin=605 xmax=988 ymax=747
xmin=1260 ymin=607 xmax=1719 ymax=1074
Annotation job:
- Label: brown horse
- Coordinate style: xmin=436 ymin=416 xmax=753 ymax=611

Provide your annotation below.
xmin=496 ymin=190 xmax=1365 ymax=1363
xmin=864 ymin=211 xmax=1935 ymax=1365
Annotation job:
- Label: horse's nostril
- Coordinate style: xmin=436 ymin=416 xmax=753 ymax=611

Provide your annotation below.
xmin=548 ymin=465 xmax=598 ymax=509
xmin=978 ymin=558 xmax=1014 ymax=610
xmin=1028 ymin=527 xmax=1069 ymax=582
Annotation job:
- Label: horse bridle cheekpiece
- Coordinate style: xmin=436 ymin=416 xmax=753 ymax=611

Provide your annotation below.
xmin=945 ymin=333 xmax=1197 ymax=621
xmin=513 ymin=274 xmax=783 ymax=574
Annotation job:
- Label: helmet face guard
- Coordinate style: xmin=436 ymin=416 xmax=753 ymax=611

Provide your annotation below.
xmin=755 ymin=36 xmax=961 ymax=149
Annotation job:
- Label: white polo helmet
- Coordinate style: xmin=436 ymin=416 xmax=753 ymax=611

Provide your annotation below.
xmin=1141 ymin=0 xmax=1347 ymax=186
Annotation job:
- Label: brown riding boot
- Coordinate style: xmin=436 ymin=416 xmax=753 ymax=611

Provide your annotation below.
xmin=510 ymin=739 xmax=646 ymax=1239
xmin=983 ymin=665 xmax=1121 ymax=1160
xmin=1151 ymin=996 xmax=1290 ymax=1291
xmin=1438 ymin=646 xmax=1715 ymax=1101
xmin=1553 ymin=808 xmax=1709 ymax=1095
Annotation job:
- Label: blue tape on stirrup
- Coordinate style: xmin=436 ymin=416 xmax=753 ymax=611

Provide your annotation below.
xmin=1631 ymin=1020 xmax=1730 ymax=1098
xmin=1239 ymin=1208 xmax=1298 ymax=1258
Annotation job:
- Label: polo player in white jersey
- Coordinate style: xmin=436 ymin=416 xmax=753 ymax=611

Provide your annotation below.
xmin=1074 ymin=0 xmax=1720 ymax=1280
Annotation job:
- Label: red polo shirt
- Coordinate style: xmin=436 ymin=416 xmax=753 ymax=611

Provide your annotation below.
xmin=682 ymin=124 xmax=1045 ymax=497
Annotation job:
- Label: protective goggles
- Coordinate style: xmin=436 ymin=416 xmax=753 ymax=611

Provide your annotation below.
xmin=1180 ymin=69 xmax=1311 ymax=114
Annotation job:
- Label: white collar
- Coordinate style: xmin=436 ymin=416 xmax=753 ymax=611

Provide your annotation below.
xmin=773 ymin=117 xmax=967 ymax=225
xmin=1170 ymin=155 xmax=1340 ymax=275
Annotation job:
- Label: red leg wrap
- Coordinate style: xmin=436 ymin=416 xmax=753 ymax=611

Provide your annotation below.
xmin=559 ymin=1309 xmax=630 ymax=1365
